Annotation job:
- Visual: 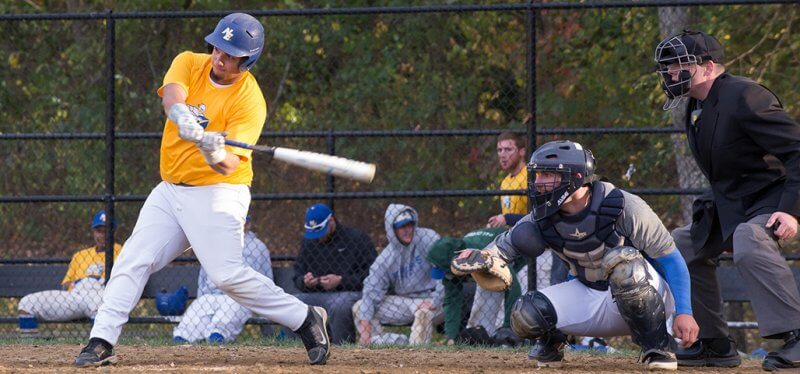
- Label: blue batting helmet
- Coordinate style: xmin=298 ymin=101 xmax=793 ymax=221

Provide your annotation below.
xmin=155 ymin=286 xmax=189 ymax=316
xmin=204 ymin=13 xmax=265 ymax=71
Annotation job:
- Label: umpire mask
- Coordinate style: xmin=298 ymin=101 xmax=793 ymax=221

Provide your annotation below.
xmin=654 ymin=30 xmax=724 ymax=110
xmin=654 ymin=34 xmax=698 ymax=110
xmin=528 ymin=140 xmax=596 ymax=221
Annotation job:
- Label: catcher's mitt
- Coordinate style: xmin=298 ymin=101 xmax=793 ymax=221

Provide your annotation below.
xmin=450 ymin=250 xmax=512 ymax=292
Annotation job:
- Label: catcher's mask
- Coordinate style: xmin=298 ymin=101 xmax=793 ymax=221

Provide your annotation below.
xmin=528 ymin=140 xmax=596 ymax=220
xmin=654 ymin=30 xmax=724 ymax=110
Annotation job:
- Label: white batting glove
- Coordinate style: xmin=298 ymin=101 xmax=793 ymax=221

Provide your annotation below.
xmin=198 ymin=132 xmax=227 ymax=165
xmin=168 ymin=103 xmax=204 ymax=143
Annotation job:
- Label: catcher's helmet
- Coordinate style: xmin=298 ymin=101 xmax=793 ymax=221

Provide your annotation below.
xmin=654 ymin=30 xmax=724 ymax=110
xmin=528 ymin=140 xmax=596 ymax=220
xmin=155 ymin=286 xmax=189 ymax=316
xmin=205 ymin=13 xmax=264 ymax=72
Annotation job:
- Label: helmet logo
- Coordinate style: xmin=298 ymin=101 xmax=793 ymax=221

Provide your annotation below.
xmin=557 ymin=190 xmax=569 ymax=206
xmin=221 ymin=27 xmax=234 ymax=41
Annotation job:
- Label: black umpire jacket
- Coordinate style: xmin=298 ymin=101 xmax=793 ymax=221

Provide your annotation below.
xmin=686 ymin=73 xmax=800 ymax=248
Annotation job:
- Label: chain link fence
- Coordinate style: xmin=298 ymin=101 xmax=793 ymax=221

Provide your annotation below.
xmin=1 ymin=1 xmax=799 ymax=352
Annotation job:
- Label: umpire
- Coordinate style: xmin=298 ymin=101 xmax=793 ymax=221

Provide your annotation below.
xmin=655 ymin=30 xmax=800 ymax=371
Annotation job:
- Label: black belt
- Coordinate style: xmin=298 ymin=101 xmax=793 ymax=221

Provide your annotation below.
xmin=175 ymin=182 xmax=196 ymax=187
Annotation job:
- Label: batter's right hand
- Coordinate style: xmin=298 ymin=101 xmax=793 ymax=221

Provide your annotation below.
xmin=673 ymin=314 xmax=699 ymax=348
xmin=169 ymin=103 xmax=204 ymax=143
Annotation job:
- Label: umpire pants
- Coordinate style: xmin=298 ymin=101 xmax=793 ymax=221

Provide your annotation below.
xmin=672 ymin=213 xmax=800 ymax=338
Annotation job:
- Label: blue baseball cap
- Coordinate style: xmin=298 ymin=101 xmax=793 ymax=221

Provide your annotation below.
xmin=91 ymin=210 xmax=116 ymax=229
xmin=392 ymin=210 xmax=416 ymax=229
xmin=304 ymin=203 xmax=332 ymax=240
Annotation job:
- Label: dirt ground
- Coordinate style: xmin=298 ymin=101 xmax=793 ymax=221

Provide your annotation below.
xmin=0 ymin=344 xmax=768 ymax=373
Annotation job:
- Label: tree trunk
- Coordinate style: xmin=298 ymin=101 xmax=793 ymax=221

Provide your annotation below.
xmin=658 ymin=7 xmax=708 ymax=225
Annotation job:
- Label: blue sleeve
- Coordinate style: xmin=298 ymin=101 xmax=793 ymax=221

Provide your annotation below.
xmin=652 ymin=250 xmax=692 ymax=315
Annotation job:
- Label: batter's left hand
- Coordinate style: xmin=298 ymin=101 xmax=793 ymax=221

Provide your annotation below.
xmin=672 ymin=314 xmax=699 ymax=348
xmin=766 ymin=212 xmax=798 ymax=241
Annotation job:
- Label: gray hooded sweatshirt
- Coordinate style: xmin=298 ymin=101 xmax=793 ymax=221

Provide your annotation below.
xmin=357 ymin=204 xmax=443 ymax=321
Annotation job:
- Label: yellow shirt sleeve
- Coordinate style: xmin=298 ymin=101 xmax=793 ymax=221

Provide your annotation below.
xmin=157 ymin=51 xmax=196 ymax=98
xmin=61 ymin=249 xmax=87 ymax=288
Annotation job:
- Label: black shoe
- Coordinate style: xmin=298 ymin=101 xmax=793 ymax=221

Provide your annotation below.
xmin=528 ymin=336 xmax=565 ymax=368
xmin=676 ymin=337 xmax=741 ymax=367
xmin=74 ymin=338 xmax=118 ymax=367
xmin=763 ymin=330 xmax=800 ymax=371
xmin=294 ymin=306 xmax=330 ymax=365
xmin=641 ymin=349 xmax=677 ymax=370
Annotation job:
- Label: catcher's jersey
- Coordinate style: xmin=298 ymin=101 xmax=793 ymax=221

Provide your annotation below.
xmin=62 ymin=244 xmax=123 ymax=290
xmin=494 ymin=182 xmax=675 ymax=287
xmin=500 ymin=167 xmax=528 ymax=215
xmin=157 ymin=51 xmax=267 ymax=186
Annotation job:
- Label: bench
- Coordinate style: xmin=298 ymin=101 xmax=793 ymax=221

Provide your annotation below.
xmin=0 ymin=260 xmax=299 ymax=326
xmin=3 ymin=259 xmax=798 ymax=330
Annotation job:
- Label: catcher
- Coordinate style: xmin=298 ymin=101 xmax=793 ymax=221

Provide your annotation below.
xmin=453 ymin=140 xmax=699 ymax=370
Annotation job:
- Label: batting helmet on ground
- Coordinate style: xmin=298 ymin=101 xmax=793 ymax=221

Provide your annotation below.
xmin=155 ymin=286 xmax=189 ymax=316
xmin=205 ymin=13 xmax=265 ymax=71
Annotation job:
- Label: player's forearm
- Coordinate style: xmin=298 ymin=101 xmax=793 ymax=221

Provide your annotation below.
xmin=161 ymin=83 xmax=188 ymax=116
xmin=653 ymin=249 xmax=692 ymax=315
xmin=208 ymin=153 xmax=240 ymax=175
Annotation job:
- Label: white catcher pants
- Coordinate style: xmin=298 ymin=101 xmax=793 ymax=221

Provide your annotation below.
xmin=539 ymin=261 xmax=675 ymax=338
xmin=90 ymin=182 xmax=308 ymax=345
xmin=173 ymin=294 xmax=252 ymax=343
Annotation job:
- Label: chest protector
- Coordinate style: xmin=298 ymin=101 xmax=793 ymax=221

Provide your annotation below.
xmin=537 ymin=182 xmax=625 ymax=290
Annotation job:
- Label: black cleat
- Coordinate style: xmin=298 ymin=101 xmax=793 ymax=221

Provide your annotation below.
xmin=295 ymin=306 xmax=331 ymax=365
xmin=641 ymin=349 xmax=677 ymax=370
xmin=74 ymin=337 xmax=118 ymax=367
xmin=528 ymin=337 xmax=565 ymax=368
xmin=676 ymin=336 xmax=741 ymax=367
xmin=763 ymin=330 xmax=800 ymax=371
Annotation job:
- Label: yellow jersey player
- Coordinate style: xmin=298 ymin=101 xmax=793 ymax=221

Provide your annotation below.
xmin=75 ymin=13 xmax=330 ymax=367
xmin=487 ymin=131 xmax=528 ymax=228
xmin=18 ymin=210 xmax=122 ymax=333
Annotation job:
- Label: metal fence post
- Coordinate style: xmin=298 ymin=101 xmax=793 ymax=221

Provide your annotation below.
xmin=104 ymin=10 xmax=116 ymax=283
xmin=525 ymin=0 xmax=538 ymax=292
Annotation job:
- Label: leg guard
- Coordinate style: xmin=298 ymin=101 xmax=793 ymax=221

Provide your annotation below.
xmin=604 ymin=246 xmax=673 ymax=354
xmin=510 ymin=291 xmax=560 ymax=340
xmin=511 ymin=292 xmax=567 ymax=366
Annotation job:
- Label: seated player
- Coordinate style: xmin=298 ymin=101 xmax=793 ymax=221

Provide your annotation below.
xmin=18 ymin=210 xmax=122 ymax=334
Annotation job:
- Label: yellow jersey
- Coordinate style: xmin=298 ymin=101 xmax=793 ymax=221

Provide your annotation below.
xmin=62 ymin=243 xmax=123 ymax=290
xmin=500 ymin=167 xmax=528 ymax=215
xmin=157 ymin=52 xmax=267 ymax=186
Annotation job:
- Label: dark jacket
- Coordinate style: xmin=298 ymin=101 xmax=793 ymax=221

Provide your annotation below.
xmin=686 ymin=73 xmax=800 ymax=244
xmin=293 ymin=224 xmax=377 ymax=292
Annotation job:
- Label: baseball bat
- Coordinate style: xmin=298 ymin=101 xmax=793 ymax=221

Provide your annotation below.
xmin=225 ymin=139 xmax=376 ymax=183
